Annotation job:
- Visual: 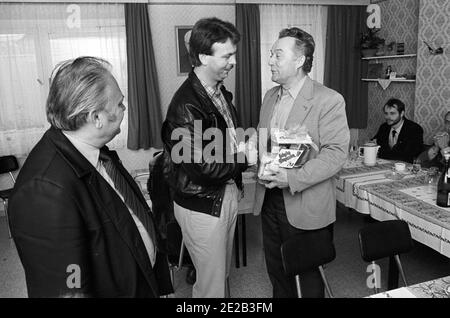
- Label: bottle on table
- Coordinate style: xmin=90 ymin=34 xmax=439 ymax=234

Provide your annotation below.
xmin=436 ymin=153 xmax=450 ymax=207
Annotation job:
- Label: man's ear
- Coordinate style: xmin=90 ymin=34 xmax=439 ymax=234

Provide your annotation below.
xmin=199 ymin=53 xmax=208 ymax=66
xmin=296 ymin=55 xmax=306 ymax=71
xmin=400 ymin=110 xmax=405 ymax=118
xmin=88 ymin=110 xmax=103 ymax=129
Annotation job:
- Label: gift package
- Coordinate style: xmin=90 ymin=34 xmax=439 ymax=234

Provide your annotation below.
xmin=258 ymin=125 xmax=317 ymax=177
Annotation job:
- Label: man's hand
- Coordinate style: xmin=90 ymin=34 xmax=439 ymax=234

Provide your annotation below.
xmin=238 ymin=141 xmax=258 ymax=166
xmin=435 ymin=132 xmax=449 ymax=150
xmin=259 ymin=168 xmax=288 ymax=189
xmin=427 ymin=145 xmax=440 ymax=160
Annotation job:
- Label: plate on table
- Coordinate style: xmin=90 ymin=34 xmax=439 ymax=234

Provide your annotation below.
xmin=396 ymin=169 xmax=412 ymax=175
xmin=384 ymin=171 xmax=405 ymax=180
xmin=362 ymin=159 xmax=385 ymax=167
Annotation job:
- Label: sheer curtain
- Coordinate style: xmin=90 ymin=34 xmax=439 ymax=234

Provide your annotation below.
xmin=260 ymin=4 xmax=328 ymax=99
xmin=0 ymin=3 xmax=127 ymax=157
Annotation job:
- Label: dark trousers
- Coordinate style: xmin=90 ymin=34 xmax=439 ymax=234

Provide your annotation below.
xmin=261 ymin=188 xmax=334 ymax=298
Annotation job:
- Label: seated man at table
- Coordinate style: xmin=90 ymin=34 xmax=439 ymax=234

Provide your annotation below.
xmin=372 ymin=98 xmax=423 ymax=163
xmin=417 ymin=111 xmax=450 ymax=169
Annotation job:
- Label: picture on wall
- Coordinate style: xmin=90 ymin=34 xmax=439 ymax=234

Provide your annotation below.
xmin=175 ymin=26 xmax=193 ymax=76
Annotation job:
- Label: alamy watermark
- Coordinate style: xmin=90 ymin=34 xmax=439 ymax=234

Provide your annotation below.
xmin=66 ymin=264 xmax=81 ymax=289
xmin=169 ymin=120 xmax=272 ymax=164
xmin=366 ymin=263 xmax=381 ymax=289
xmin=66 ymin=4 xmax=81 ymax=29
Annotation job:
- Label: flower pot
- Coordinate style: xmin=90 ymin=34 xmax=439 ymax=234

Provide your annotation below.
xmin=361 ymin=48 xmax=378 ymax=58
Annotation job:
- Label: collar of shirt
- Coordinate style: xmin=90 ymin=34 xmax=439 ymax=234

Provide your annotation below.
xmin=63 ymin=131 xmax=100 ymax=168
xmin=200 ymin=79 xmax=223 ymax=99
xmin=278 ymin=76 xmax=306 ymax=100
xmin=390 ymin=119 xmax=405 ymax=136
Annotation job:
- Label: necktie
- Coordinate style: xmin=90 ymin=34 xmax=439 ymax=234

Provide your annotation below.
xmin=390 ymin=130 xmax=397 ymax=148
xmin=99 ymin=150 xmax=157 ymax=247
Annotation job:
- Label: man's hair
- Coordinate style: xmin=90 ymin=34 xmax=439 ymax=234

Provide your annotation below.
xmin=384 ymin=98 xmax=405 ymax=114
xmin=189 ymin=17 xmax=240 ymax=67
xmin=46 ymin=56 xmax=113 ymax=130
xmin=278 ymin=27 xmax=315 ymax=74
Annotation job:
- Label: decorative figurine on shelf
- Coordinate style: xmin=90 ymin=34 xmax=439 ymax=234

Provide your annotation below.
xmin=385 ymin=65 xmax=392 ymax=78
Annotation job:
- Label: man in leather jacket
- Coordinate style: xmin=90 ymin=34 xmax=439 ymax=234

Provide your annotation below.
xmin=161 ymin=17 xmax=248 ymax=297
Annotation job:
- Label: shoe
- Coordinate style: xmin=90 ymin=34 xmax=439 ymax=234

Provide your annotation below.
xmin=185 ymin=267 xmax=196 ymax=285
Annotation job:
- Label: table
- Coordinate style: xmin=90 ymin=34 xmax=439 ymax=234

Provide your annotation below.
xmin=234 ymin=167 xmax=257 ymax=268
xmin=370 ymin=275 xmax=450 ymax=298
xmin=336 ymin=159 xmax=450 ymax=258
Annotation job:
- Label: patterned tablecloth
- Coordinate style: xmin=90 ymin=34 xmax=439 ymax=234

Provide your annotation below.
xmin=370 ymin=275 xmax=450 ymax=298
xmin=336 ymin=159 xmax=450 ymax=258
xmin=132 ymin=167 xmax=258 ymax=215
xmin=408 ymin=275 xmax=450 ymax=298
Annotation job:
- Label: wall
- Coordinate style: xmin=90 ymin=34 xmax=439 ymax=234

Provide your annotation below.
xmin=358 ymin=0 xmax=419 ymax=143
xmin=147 ymin=3 xmax=236 ymax=117
xmin=414 ymin=0 xmax=450 ymax=144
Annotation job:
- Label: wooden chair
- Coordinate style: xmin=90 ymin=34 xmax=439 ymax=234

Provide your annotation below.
xmin=0 ymin=155 xmax=19 ymax=238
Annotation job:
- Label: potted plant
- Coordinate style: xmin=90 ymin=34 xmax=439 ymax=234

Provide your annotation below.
xmin=360 ymin=27 xmax=385 ymax=57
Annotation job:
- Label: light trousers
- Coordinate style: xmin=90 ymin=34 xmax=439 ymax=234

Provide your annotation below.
xmin=174 ymin=183 xmax=239 ymax=298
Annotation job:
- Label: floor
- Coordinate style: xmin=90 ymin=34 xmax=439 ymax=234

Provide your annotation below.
xmin=1 ymin=203 xmax=449 ymax=298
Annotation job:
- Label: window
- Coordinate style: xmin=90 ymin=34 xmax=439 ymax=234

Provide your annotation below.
xmin=0 ymin=3 xmax=127 ymax=156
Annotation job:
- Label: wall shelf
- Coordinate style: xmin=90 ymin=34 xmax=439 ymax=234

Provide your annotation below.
xmin=362 ymin=54 xmax=417 ymax=60
xmin=361 ymin=78 xmax=415 ymax=82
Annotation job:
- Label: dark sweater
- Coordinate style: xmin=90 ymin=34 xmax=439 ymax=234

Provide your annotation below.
xmin=373 ymin=118 xmax=424 ymax=163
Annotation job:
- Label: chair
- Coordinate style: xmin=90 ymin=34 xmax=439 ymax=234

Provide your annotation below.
xmin=358 ymin=219 xmax=413 ymax=294
xmin=166 ymin=222 xmax=192 ymax=284
xmin=281 ymin=229 xmax=336 ymax=298
xmin=0 ymin=155 xmax=19 ymax=238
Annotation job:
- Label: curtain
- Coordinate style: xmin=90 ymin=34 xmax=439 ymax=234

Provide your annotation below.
xmin=125 ymin=3 xmax=162 ymax=150
xmin=0 ymin=2 xmax=127 ymax=156
xmin=259 ymin=4 xmax=328 ymax=100
xmin=324 ymin=5 xmax=367 ymax=129
xmin=236 ymin=4 xmax=261 ymax=129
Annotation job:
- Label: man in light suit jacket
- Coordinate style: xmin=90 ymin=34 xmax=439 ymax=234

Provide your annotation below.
xmin=9 ymin=57 xmax=172 ymax=297
xmin=253 ymin=28 xmax=350 ymax=298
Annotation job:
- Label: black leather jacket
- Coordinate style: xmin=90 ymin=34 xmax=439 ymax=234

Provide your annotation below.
xmin=161 ymin=71 xmax=247 ymax=217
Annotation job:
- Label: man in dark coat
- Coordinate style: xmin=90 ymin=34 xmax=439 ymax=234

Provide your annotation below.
xmin=9 ymin=57 xmax=172 ymax=298
xmin=373 ymin=98 xmax=424 ymax=163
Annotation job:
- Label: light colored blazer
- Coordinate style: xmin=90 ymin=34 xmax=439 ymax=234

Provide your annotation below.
xmin=253 ymin=76 xmax=350 ymax=230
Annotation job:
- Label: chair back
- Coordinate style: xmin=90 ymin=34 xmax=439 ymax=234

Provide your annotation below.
xmin=0 ymin=155 xmax=19 ymax=179
xmin=358 ymin=220 xmax=413 ymax=262
xmin=281 ymin=228 xmax=336 ymax=276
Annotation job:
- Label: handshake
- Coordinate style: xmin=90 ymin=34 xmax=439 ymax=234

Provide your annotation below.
xmin=237 ymin=141 xmax=258 ymax=166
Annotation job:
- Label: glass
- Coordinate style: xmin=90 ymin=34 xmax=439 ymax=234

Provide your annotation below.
xmin=349 ymin=145 xmax=359 ymax=161
xmin=425 ymin=167 xmax=439 ymax=185
xmin=412 ymin=158 xmax=421 ymax=174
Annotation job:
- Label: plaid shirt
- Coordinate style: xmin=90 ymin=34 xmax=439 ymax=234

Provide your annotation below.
xmin=200 ymin=80 xmax=237 ymax=152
